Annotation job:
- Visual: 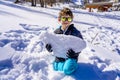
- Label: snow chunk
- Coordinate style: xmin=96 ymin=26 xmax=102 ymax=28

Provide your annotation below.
xmin=0 ymin=43 xmax=15 ymax=61
xmin=39 ymin=31 xmax=86 ymax=58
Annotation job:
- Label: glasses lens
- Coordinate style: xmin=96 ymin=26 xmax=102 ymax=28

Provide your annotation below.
xmin=61 ymin=17 xmax=66 ymax=21
xmin=67 ymin=17 xmax=72 ymax=22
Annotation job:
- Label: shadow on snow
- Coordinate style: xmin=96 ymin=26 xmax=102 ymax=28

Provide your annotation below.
xmin=72 ymin=63 xmax=117 ymax=80
xmin=0 ymin=59 xmax=13 ymax=71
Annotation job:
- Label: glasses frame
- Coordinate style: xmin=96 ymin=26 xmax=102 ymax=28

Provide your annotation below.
xmin=60 ymin=17 xmax=72 ymax=22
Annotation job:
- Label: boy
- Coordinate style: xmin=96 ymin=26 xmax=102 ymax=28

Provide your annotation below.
xmin=46 ymin=7 xmax=84 ymax=75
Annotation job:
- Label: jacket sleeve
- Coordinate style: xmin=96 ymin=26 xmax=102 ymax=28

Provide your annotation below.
xmin=72 ymin=28 xmax=83 ymax=39
xmin=77 ymin=31 xmax=83 ymax=39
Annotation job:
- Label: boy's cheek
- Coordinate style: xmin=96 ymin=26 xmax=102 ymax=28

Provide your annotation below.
xmin=58 ymin=18 xmax=61 ymax=22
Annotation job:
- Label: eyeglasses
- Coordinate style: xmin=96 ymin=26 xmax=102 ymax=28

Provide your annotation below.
xmin=61 ymin=17 xmax=72 ymax=22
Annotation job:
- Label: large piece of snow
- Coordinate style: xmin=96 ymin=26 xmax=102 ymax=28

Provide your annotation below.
xmin=42 ymin=32 xmax=86 ymax=58
xmin=36 ymin=32 xmax=86 ymax=58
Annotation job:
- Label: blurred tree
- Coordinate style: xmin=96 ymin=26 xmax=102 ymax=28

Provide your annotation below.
xmin=14 ymin=0 xmax=21 ymax=3
xmin=31 ymin=0 xmax=36 ymax=6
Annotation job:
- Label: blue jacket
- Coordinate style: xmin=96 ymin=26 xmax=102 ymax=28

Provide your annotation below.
xmin=54 ymin=24 xmax=83 ymax=39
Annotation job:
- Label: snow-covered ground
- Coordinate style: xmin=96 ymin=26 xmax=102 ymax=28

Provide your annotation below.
xmin=0 ymin=0 xmax=120 ymax=80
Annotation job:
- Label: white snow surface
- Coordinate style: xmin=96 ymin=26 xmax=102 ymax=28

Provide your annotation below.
xmin=0 ymin=0 xmax=120 ymax=80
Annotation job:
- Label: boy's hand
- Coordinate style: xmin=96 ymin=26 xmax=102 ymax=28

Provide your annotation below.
xmin=45 ymin=44 xmax=53 ymax=52
xmin=66 ymin=49 xmax=79 ymax=59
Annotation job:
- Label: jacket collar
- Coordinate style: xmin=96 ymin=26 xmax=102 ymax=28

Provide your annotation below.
xmin=60 ymin=24 xmax=74 ymax=34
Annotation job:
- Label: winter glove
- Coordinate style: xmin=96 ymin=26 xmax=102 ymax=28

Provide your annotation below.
xmin=66 ymin=49 xmax=79 ymax=59
xmin=55 ymin=57 xmax=66 ymax=62
xmin=45 ymin=44 xmax=53 ymax=52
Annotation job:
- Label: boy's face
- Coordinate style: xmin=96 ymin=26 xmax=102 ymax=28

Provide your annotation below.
xmin=59 ymin=15 xmax=73 ymax=27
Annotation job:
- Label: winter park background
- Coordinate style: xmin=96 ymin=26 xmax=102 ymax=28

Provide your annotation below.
xmin=0 ymin=0 xmax=120 ymax=80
